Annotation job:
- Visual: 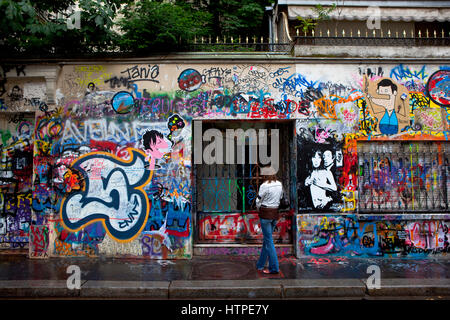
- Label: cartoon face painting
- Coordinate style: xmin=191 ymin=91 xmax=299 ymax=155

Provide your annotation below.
xmin=177 ymin=69 xmax=203 ymax=92
xmin=142 ymin=130 xmax=170 ymax=163
xmin=364 ymin=77 xmax=410 ymax=135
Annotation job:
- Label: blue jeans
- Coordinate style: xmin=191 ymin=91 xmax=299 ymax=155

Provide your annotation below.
xmin=256 ymin=218 xmax=279 ymax=273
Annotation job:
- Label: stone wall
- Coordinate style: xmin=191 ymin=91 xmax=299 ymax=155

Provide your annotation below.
xmin=0 ymin=61 xmax=447 ymax=258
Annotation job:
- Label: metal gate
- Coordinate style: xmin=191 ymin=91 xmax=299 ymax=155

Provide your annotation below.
xmin=358 ymin=141 xmax=449 ymax=213
xmin=194 ymin=120 xmax=294 ymax=244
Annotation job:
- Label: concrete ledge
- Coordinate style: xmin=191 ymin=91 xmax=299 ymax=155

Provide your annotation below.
xmin=282 ymin=279 xmax=366 ymax=298
xmin=169 ymin=280 xmax=283 ymax=299
xmin=80 ymin=281 xmax=170 ymax=298
xmin=366 ymin=278 xmax=450 ymax=297
xmin=0 ymin=280 xmax=79 ymax=298
xmin=294 ymin=45 xmax=450 ymax=59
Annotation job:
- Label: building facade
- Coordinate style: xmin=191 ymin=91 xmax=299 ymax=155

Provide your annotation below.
xmin=0 ymin=1 xmax=449 ymax=260
xmin=0 ymin=56 xmax=448 ymax=259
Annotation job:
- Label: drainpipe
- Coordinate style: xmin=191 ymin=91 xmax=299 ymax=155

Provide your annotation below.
xmin=266 ymin=5 xmax=274 ymax=52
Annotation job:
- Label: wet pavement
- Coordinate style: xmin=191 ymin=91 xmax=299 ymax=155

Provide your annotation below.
xmin=0 ymin=253 xmax=448 ymax=299
xmin=0 ymin=253 xmax=448 ymax=282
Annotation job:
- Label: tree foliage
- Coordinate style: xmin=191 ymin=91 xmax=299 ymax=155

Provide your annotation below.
xmin=0 ymin=0 xmax=129 ymax=55
xmin=118 ymin=0 xmax=212 ymax=53
xmin=295 ymin=3 xmax=336 ymax=34
xmin=192 ymin=0 xmax=271 ymax=37
xmin=0 ymin=0 xmax=271 ymax=56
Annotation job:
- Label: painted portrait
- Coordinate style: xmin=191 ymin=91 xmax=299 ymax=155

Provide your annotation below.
xmin=363 ymin=76 xmax=410 ymax=135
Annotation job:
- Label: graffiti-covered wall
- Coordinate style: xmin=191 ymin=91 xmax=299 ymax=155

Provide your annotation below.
xmin=298 ymin=215 xmax=449 ymax=257
xmin=0 ymin=60 xmax=448 ymax=259
xmin=0 ymin=65 xmax=43 ymax=252
xmin=292 ymin=63 xmax=449 ymax=258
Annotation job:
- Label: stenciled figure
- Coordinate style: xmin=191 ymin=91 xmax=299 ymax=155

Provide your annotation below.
xmin=305 ymin=150 xmax=337 ymax=209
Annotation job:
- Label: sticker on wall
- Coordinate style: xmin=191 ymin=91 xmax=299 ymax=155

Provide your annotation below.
xmin=141 ymin=129 xmax=171 ymax=170
xmin=426 ymin=69 xmax=449 ymax=107
xmin=167 ymin=114 xmax=186 ymax=143
xmin=177 ymin=69 xmax=204 ymax=92
xmin=111 ymin=91 xmax=136 ymax=114
xmin=60 ymin=148 xmax=152 ymax=242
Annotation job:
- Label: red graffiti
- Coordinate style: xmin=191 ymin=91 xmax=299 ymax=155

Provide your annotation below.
xmin=30 ymin=225 xmax=49 ymax=257
xmin=199 ymin=212 xmax=292 ymax=242
xmin=308 ymin=257 xmax=331 ymax=265
xmin=339 ymin=152 xmax=358 ymax=191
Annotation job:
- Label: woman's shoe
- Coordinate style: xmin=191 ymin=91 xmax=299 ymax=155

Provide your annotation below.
xmin=263 ymin=269 xmax=279 ymax=274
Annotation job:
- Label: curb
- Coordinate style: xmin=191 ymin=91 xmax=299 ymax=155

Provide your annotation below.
xmin=0 ymin=279 xmax=449 ymax=299
xmin=169 ymin=280 xmax=283 ymax=299
xmin=281 ymin=279 xmax=366 ymax=298
xmin=366 ymin=278 xmax=450 ymax=297
xmin=80 ymin=280 xmax=170 ymax=299
xmin=0 ymin=280 xmax=80 ymax=298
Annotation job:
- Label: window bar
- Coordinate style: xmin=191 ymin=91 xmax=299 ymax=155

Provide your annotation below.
xmin=358 ymin=147 xmax=364 ymax=211
xmin=437 ymin=144 xmax=443 ymax=209
xmin=424 ymin=143 xmax=431 ymax=210
xmin=227 ymin=178 xmax=231 ymax=212
xmin=440 ymin=144 xmax=446 ymax=210
xmin=429 ymin=143 xmax=436 ymax=210
xmin=383 ymin=143 xmax=387 ymax=211
xmin=409 ymin=143 xmax=415 ymax=211
xmin=367 ymin=145 xmax=372 ymax=211
xmin=365 ymin=150 xmax=370 ymax=211
xmin=388 ymin=144 xmax=394 ymax=211
xmin=442 ymin=144 xmax=449 ymax=210
xmin=433 ymin=143 xmax=440 ymax=210
xmin=376 ymin=143 xmax=380 ymax=211
xmin=417 ymin=143 xmax=423 ymax=210
xmin=413 ymin=143 xmax=419 ymax=210
xmin=423 ymin=143 xmax=429 ymax=210
xmin=402 ymin=144 xmax=408 ymax=211
xmin=394 ymin=145 xmax=401 ymax=211
xmin=377 ymin=143 xmax=381 ymax=212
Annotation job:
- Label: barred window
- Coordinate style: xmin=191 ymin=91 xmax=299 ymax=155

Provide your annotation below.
xmin=195 ymin=120 xmax=292 ymax=213
xmin=358 ymin=141 xmax=449 ymax=213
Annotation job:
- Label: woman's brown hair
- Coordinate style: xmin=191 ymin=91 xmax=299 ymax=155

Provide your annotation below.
xmin=264 ymin=174 xmax=278 ymax=183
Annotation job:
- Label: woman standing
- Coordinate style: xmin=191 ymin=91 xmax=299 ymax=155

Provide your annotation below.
xmin=255 ymin=166 xmax=283 ymax=274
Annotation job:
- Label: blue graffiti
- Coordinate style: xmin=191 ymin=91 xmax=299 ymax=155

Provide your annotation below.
xmin=145 ymin=196 xmax=190 ymax=237
xmin=390 ymin=64 xmax=428 ymax=81
xmin=61 ymin=148 xmax=151 ymax=242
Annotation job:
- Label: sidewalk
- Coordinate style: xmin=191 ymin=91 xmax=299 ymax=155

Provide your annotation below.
xmin=0 ymin=253 xmax=448 ymax=299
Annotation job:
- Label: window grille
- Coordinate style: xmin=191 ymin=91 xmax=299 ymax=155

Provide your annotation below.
xmin=195 ymin=121 xmax=293 ymax=213
xmin=358 ymin=141 xmax=449 ymax=213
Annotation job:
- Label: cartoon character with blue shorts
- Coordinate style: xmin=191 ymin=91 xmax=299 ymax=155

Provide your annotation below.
xmin=364 ymin=77 xmax=409 ymax=135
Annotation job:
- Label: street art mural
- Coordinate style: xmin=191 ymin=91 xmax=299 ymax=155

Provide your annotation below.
xmin=363 ymin=77 xmax=410 ymax=135
xmin=0 ymin=78 xmax=36 ymax=251
xmin=198 ymin=212 xmax=292 ymax=244
xmin=297 ymin=125 xmax=343 ymax=212
xmin=297 ymin=215 xmax=449 ymax=257
xmin=426 ymin=69 xmax=449 ymax=107
xmin=0 ymin=62 xmax=448 ymax=259
xmin=60 ymin=149 xmax=152 ymax=242
xmin=0 ymin=122 xmax=33 ymax=250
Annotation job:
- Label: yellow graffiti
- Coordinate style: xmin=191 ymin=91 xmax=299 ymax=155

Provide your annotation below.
xmin=74 ymin=65 xmax=112 ymax=89
xmin=342 ymin=189 xmax=356 ymax=212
